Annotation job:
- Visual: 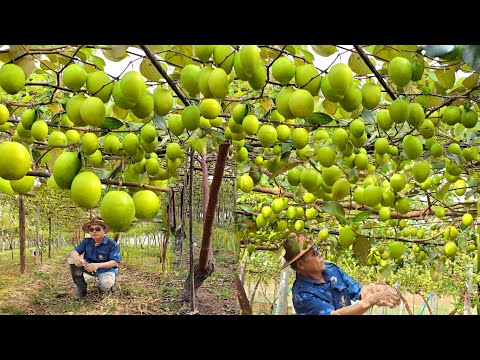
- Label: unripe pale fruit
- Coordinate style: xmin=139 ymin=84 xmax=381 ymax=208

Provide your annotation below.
xmin=182 ymin=105 xmax=201 ymax=131
xmin=66 ymin=94 xmax=87 ymax=126
xmin=31 ymin=120 xmax=48 ymax=141
xmin=340 ymin=84 xmax=362 ymax=112
xmin=239 ymin=45 xmax=260 ymax=78
xmin=287 ymin=167 xmax=301 ymax=186
xmin=275 ymin=88 xmax=295 ymax=119
xmin=133 ymin=190 xmax=160 ymax=220
xmin=10 ymin=173 xmax=34 ymax=194
xmin=361 ymin=83 xmax=381 ymax=110
xmin=328 ymin=63 xmax=353 ymax=95
xmin=402 ymin=135 xmax=423 ymax=160
xmin=194 ymin=45 xmax=214 ymax=62
xmin=70 ymin=172 xmax=102 ymax=209
xmin=180 ymin=64 xmax=201 ymax=96
xmin=389 ymin=98 xmax=410 ymax=124
xmin=441 ymin=106 xmax=461 ymax=125
xmin=213 ymin=45 xmax=234 ymax=74
xmin=339 ymin=226 xmax=356 ymax=249
xmin=390 ymin=173 xmax=406 ymax=192
xmin=21 ymin=108 xmax=37 ymax=130
xmin=291 ymin=127 xmax=309 ymax=150
xmin=276 ymin=124 xmax=291 ymax=142
xmin=349 ymin=119 xmax=365 ymax=138
xmin=257 ymin=125 xmax=277 ymax=148
xmin=86 ymin=71 xmax=113 ymax=103
xmin=237 ymin=174 xmax=254 ymax=193
xmin=122 ymin=133 xmax=139 ymax=156
xmin=112 ymin=81 xmax=135 ymax=110
xmin=332 ymin=178 xmax=350 ymax=200
xmin=418 ymin=119 xmax=435 ymax=138
xmin=167 ymin=114 xmax=184 ymax=137
xmin=242 ymin=115 xmax=259 ymax=136
xmin=389 ymin=241 xmax=404 ymax=259
xmin=199 ymin=98 xmax=221 ymax=120
xmin=462 ymin=213 xmax=473 ymax=226
xmin=300 ymin=168 xmax=321 ymax=193
xmin=317 ymin=146 xmax=336 ymax=168
xmin=81 ymin=132 xmax=98 ymax=155
xmin=412 ymin=161 xmax=430 ymax=183
xmin=332 ymin=128 xmax=348 ymax=149
xmin=153 ymin=88 xmax=173 ymax=116
xmin=62 ymin=64 xmax=87 ymax=91
xmin=444 ymin=241 xmax=457 ymax=257
xmin=208 ymin=67 xmax=229 ymax=99
xmin=166 ymin=142 xmax=182 ymax=160
xmin=454 ymin=179 xmax=466 ymax=196
xmin=120 ymin=71 xmax=146 ymax=104
xmin=65 ymin=129 xmax=81 ymax=144
xmin=388 ymin=57 xmax=412 ymax=87
xmin=461 ymin=110 xmax=478 ymax=128
xmin=141 ymin=124 xmax=157 ymax=143
xmin=394 ymin=197 xmax=410 ymax=214
xmin=379 ymin=207 xmax=391 ymax=221
xmin=320 ymin=74 xmax=344 ymax=102
xmin=52 ymin=151 xmax=82 ymax=189
xmin=48 ymin=131 xmax=67 ymax=147
xmin=363 ymin=185 xmax=383 ymax=207
xmin=101 ymin=190 xmax=136 ymax=232
xmin=376 ymin=109 xmax=393 ymax=131
xmin=132 ymin=90 xmax=154 ymax=119
xmin=0 ymin=104 xmax=9 ymax=125
xmin=272 ymin=57 xmax=295 ymax=85
xmin=375 ymin=138 xmax=389 ymax=155
xmin=407 ymin=102 xmax=425 ymax=127
xmin=80 ymin=96 xmax=105 ymax=127
xmin=295 ymin=64 xmax=321 ymax=96
xmin=248 ymin=63 xmax=267 ymax=90
xmin=0 ymin=63 xmax=25 ymax=94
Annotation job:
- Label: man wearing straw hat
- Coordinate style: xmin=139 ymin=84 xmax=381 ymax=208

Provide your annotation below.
xmin=282 ymin=233 xmax=401 ymax=315
xmin=67 ymin=219 xmax=120 ymax=301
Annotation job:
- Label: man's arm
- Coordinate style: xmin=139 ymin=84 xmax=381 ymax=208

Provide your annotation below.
xmin=331 ymin=288 xmax=401 ymax=315
xmin=360 ymin=282 xmax=391 ymax=299
xmin=85 ymin=260 xmax=118 ymax=272
xmin=70 ymin=250 xmax=86 ymax=267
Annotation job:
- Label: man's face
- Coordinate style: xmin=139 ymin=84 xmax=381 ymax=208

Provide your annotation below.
xmin=298 ymin=243 xmax=325 ymax=272
xmin=88 ymin=225 xmax=105 ymax=242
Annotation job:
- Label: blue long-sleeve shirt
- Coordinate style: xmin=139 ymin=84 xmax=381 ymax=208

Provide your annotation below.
xmin=74 ymin=236 xmax=121 ymax=275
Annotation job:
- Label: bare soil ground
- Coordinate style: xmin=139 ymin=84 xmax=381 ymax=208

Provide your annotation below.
xmin=0 ymin=249 xmax=240 ymax=315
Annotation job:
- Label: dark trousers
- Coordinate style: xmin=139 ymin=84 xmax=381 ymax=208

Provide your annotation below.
xmin=69 ymin=264 xmax=96 ymax=297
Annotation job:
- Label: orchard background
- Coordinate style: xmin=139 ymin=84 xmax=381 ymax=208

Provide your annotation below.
xmin=0 ymin=45 xmax=478 ymax=314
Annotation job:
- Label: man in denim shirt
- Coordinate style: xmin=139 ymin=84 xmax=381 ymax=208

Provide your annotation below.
xmin=282 ymin=233 xmax=400 ymax=315
xmin=67 ymin=219 xmax=120 ymax=301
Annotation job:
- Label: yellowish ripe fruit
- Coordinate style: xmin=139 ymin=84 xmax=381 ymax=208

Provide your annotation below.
xmin=180 ymin=64 xmax=201 ymax=96
xmin=21 ymin=108 xmax=37 ymax=130
xmin=166 ymin=142 xmax=183 ymax=160
xmin=70 ymin=172 xmax=102 ymax=209
xmin=444 ymin=241 xmax=457 ymax=257
xmin=0 ymin=145 xmax=29 ymax=185
xmin=66 ymin=94 xmax=87 ymax=126
xmin=339 ymin=84 xmax=362 ymax=112
xmin=339 ymin=226 xmax=356 ymax=248
xmin=237 ymin=174 xmax=254 ymax=193
xmin=62 ymin=64 xmax=87 ymax=91
xmin=194 ymin=45 xmax=214 ymax=62
xmin=0 ymin=104 xmax=9 ymax=125
xmin=288 ymin=89 xmax=314 ymax=119
xmin=80 ymin=96 xmax=106 ymax=127
xmin=275 ymin=88 xmax=295 ymax=119
xmin=199 ymin=98 xmax=221 ymax=120
xmin=328 ymin=63 xmax=353 ymax=95
xmin=462 ymin=213 xmax=473 ymax=226
xmin=181 ymin=105 xmax=201 ymax=131
xmin=101 ymin=190 xmax=136 ymax=232
xmin=389 ymin=98 xmax=410 ymax=124
xmin=291 ymin=127 xmax=309 ymax=150
xmin=361 ymin=83 xmax=381 ymax=110
xmin=208 ymin=67 xmax=229 ymax=99
xmin=65 ymin=129 xmax=81 ymax=144
xmin=257 ymin=124 xmax=277 ymax=148
xmin=272 ymin=57 xmax=295 ymax=85
xmin=52 ymin=151 xmax=82 ymax=189
xmin=48 ymin=131 xmax=67 ymax=148
xmin=388 ymin=241 xmax=404 ymax=259
xmin=0 ymin=63 xmax=25 ymax=94
xmin=133 ymin=190 xmax=160 ymax=220
xmin=86 ymin=71 xmax=113 ymax=103
xmin=10 ymin=173 xmax=34 ymax=194
xmin=242 ymin=115 xmax=259 ymax=136
xmin=120 ymin=71 xmax=146 ymax=104
xmin=402 ymin=135 xmax=423 ymax=160
xmin=131 ymin=90 xmax=154 ymax=119
xmin=31 ymin=120 xmax=49 ymax=141
xmin=454 ymin=179 xmax=466 ymax=196
xmin=81 ymin=132 xmax=99 ymax=155
xmin=295 ymin=64 xmax=321 ymax=96
xmin=153 ymin=88 xmax=173 ymax=116
xmin=388 ymin=57 xmax=412 ymax=87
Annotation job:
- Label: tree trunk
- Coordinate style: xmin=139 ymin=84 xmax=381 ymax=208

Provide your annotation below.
xmin=182 ymin=143 xmax=230 ymax=302
xmin=35 ymin=206 xmax=41 ymax=265
xmin=235 ymin=275 xmax=252 ymax=315
xmin=250 ymin=278 xmax=261 ymax=305
xmin=201 ymin=154 xmax=209 ymax=223
xmin=464 ymin=265 xmax=473 ymax=315
xmin=19 ymin=195 xmax=26 ymax=274
xmin=48 ymin=217 xmax=52 ymax=258
xmin=276 ymin=262 xmax=290 ymax=315
xmin=239 ymin=256 xmax=248 ymax=285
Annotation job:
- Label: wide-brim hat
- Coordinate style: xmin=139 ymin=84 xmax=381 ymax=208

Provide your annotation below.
xmin=82 ymin=219 xmax=111 ymax=233
xmin=281 ymin=233 xmax=313 ymax=270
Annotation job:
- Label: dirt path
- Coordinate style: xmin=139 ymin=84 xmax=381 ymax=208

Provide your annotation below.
xmin=0 ymin=252 xmax=240 ymax=315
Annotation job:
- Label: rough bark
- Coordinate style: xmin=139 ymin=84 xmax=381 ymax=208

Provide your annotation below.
xmin=35 ymin=206 xmax=41 ymax=265
xmin=201 ymin=154 xmax=209 ymax=223
xmin=48 ymin=217 xmax=52 ymax=258
xmin=19 ymin=195 xmax=26 ymax=274
xmin=250 ymin=278 xmax=262 ymax=305
xmin=235 ymin=276 xmax=253 ymax=315
xmin=182 ymin=143 xmax=230 ymax=302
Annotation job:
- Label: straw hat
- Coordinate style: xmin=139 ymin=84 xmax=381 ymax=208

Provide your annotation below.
xmin=281 ymin=233 xmax=313 ymax=270
xmin=81 ymin=219 xmax=111 ymax=233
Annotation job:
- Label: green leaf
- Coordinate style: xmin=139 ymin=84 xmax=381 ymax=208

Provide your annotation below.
xmin=433 ymin=182 xmax=451 ymax=201
xmin=323 ymin=201 xmax=346 ymax=225
xmin=462 ymin=45 xmax=480 ymax=72
xmin=99 ymin=117 xmax=124 ymax=130
xmin=360 ymin=109 xmax=375 ymax=125
xmin=139 ymin=58 xmax=163 ymax=81
xmin=378 ymin=265 xmax=391 ymax=281
xmin=352 ymin=234 xmax=371 ymax=266
xmin=351 ymin=210 xmax=372 ymax=223
xmin=152 ymin=114 xmax=167 ymax=131
xmin=348 ymin=52 xmax=373 ymax=75
xmin=300 ymin=49 xmax=314 ymax=64
xmin=322 ymin=100 xmax=338 ymax=116
xmin=421 ymin=45 xmax=456 ymax=58
xmin=462 ymin=73 xmax=479 ymax=89
xmin=270 ymin=160 xmax=302 ymax=179
xmin=426 ymin=70 xmax=439 ymax=83
xmin=414 ymin=94 xmax=443 ymax=108
xmin=435 ymin=69 xmax=456 ymax=89
xmin=307 ymin=112 xmax=333 ymax=125
xmin=192 ymin=137 xmax=207 ymax=155
xmin=311 ymin=45 xmax=337 ymax=57
xmin=430 ymin=259 xmax=445 ymax=281
xmin=90 ymin=55 xmax=106 ymax=70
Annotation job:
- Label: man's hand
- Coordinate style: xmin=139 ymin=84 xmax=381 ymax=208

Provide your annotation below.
xmin=84 ymin=263 xmax=98 ymax=272
xmin=366 ymin=288 xmax=401 ymax=308
xmin=74 ymin=257 xmax=86 ymax=267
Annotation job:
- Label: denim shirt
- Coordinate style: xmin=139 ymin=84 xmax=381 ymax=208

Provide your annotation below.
xmin=74 ymin=236 xmax=121 ymax=275
xmin=292 ymin=262 xmax=362 ymax=315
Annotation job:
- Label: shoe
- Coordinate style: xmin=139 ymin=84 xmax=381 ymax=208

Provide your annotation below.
xmin=74 ymin=290 xmax=87 ymax=301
